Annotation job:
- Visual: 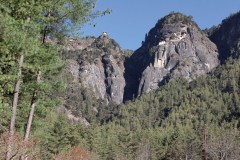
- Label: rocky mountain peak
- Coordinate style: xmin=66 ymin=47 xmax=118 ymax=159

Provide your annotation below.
xmin=66 ymin=37 xmax=95 ymax=51
xmin=60 ymin=11 xmax=240 ymax=127
xmin=89 ymin=32 xmax=121 ymax=55
xmin=130 ymin=13 xmax=219 ymax=96
xmin=96 ymin=32 xmax=111 ymax=45
xmin=143 ymin=13 xmax=199 ymax=46
xmin=63 ymin=12 xmax=240 ymax=105
xmin=157 ymin=12 xmax=198 ymax=26
xmin=99 ymin=32 xmax=109 ymax=39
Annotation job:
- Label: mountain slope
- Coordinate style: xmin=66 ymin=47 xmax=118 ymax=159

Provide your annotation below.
xmin=129 ymin=12 xmax=219 ymax=96
xmin=210 ymin=11 xmax=240 ymax=62
xmin=60 ymin=11 xmax=240 ymax=125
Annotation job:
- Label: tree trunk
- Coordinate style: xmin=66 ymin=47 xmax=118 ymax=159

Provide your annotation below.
xmin=42 ymin=10 xmax=51 ymax=44
xmin=24 ymin=71 xmax=41 ymax=140
xmin=21 ymin=71 xmax=41 ymax=160
xmin=42 ymin=26 xmax=48 ymax=44
xmin=6 ymin=54 xmax=24 ymax=160
xmin=202 ymin=124 xmax=208 ymax=160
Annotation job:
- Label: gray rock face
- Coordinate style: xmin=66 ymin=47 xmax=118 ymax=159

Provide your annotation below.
xmin=65 ymin=59 xmax=80 ymax=83
xmin=65 ymin=33 xmax=126 ymax=104
xmin=79 ymin=58 xmax=106 ymax=100
xmin=103 ymin=55 xmax=125 ymax=104
xmin=132 ymin=14 xmax=219 ymax=96
xmin=138 ymin=66 xmax=168 ymax=94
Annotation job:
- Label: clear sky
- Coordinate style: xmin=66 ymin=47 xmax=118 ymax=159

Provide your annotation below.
xmin=82 ymin=0 xmax=240 ymax=50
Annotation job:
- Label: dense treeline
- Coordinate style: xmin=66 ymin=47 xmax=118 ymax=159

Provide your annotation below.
xmin=62 ymin=58 xmax=240 ymax=160
xmin=38 ymin=57 xmax=240 ymax=159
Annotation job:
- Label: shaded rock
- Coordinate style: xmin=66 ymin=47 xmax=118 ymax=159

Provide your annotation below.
xmin=210 ymin=11 xmax=240 ymax=61
xmin=103 ymin=55 xmax=125 ymax=104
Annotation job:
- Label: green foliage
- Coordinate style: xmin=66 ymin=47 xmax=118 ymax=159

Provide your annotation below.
xmin=79 ymin=58 xmax=240 ymax=160
xmin=0 ymin=11 xmax=43 ymax=133
xmin=39 ymin=115 xmax=91 ymax=159
xmin=158 ymin=12 xmax=199 ymax=27
xmin=0 ymin=0 xmax=110 ymax=158
xmin=0 ymin=0 xmax=110 ymax=40
xmin=3 ymin=39 xmax=239 ymax=160
xmin=46 ymin=57 xmax=240 ymax=160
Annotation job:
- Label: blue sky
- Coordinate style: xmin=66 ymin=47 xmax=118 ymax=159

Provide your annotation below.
xmin=82 ymin=0 xmax=240 ymax=50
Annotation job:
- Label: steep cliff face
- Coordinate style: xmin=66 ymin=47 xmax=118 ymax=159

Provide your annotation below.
xmin=64 ymin=13 xmax=239 ymax=104
xmin=60 ymin=11 xmax=240 ymax=126
xmin=210 ymin=11 xmax=240 ymax=61
xmin=102 ymin=54 xmax=125 ymax=104
xmin=78 ymin=58 xmax=106 ymax=100
xmin=131 ymin=13 xmax=219 ymax=95
xmin=64 ymin=33 xmax=126 ymax=105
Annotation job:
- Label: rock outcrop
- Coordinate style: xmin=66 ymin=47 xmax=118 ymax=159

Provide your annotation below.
xmin=102 ymin=54 xmax=125 ymax=104
xmin=130 ymin=13 xmax=219 ymax=96
xmin=63 ymin=13 xmax=231 ymax=103
xmin=210 ymin=11 xmax=240 ymax=61
xmin=64 ymin=33 xmax=126 ymax=104
xmin=78 ymin=58 xmax=106 ymax=100
xmin=60 ymin=11 xmax=240 ymax=126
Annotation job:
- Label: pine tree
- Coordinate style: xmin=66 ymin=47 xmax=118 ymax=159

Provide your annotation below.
xmin=0 ymin=1 xmax=109 ymax=159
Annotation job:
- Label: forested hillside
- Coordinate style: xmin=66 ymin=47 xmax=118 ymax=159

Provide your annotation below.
xmin=45 ymin=58 xmax=240 ymax=160
xmin=0 ymin=1 xmax=240 ymax=160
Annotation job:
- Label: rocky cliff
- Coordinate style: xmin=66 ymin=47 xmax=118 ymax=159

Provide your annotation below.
xmin=59 ymin=11 xmax=240 ymax=126
xmin=130 ymin=13 xmax=219 ymax=96
xmin=63 ymin=33 xmax=126 ymax=105
xmin=210 ymin=11 xmax=240 ymax=62
xmin=62 ymin=12 xmax=240 ymax=104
